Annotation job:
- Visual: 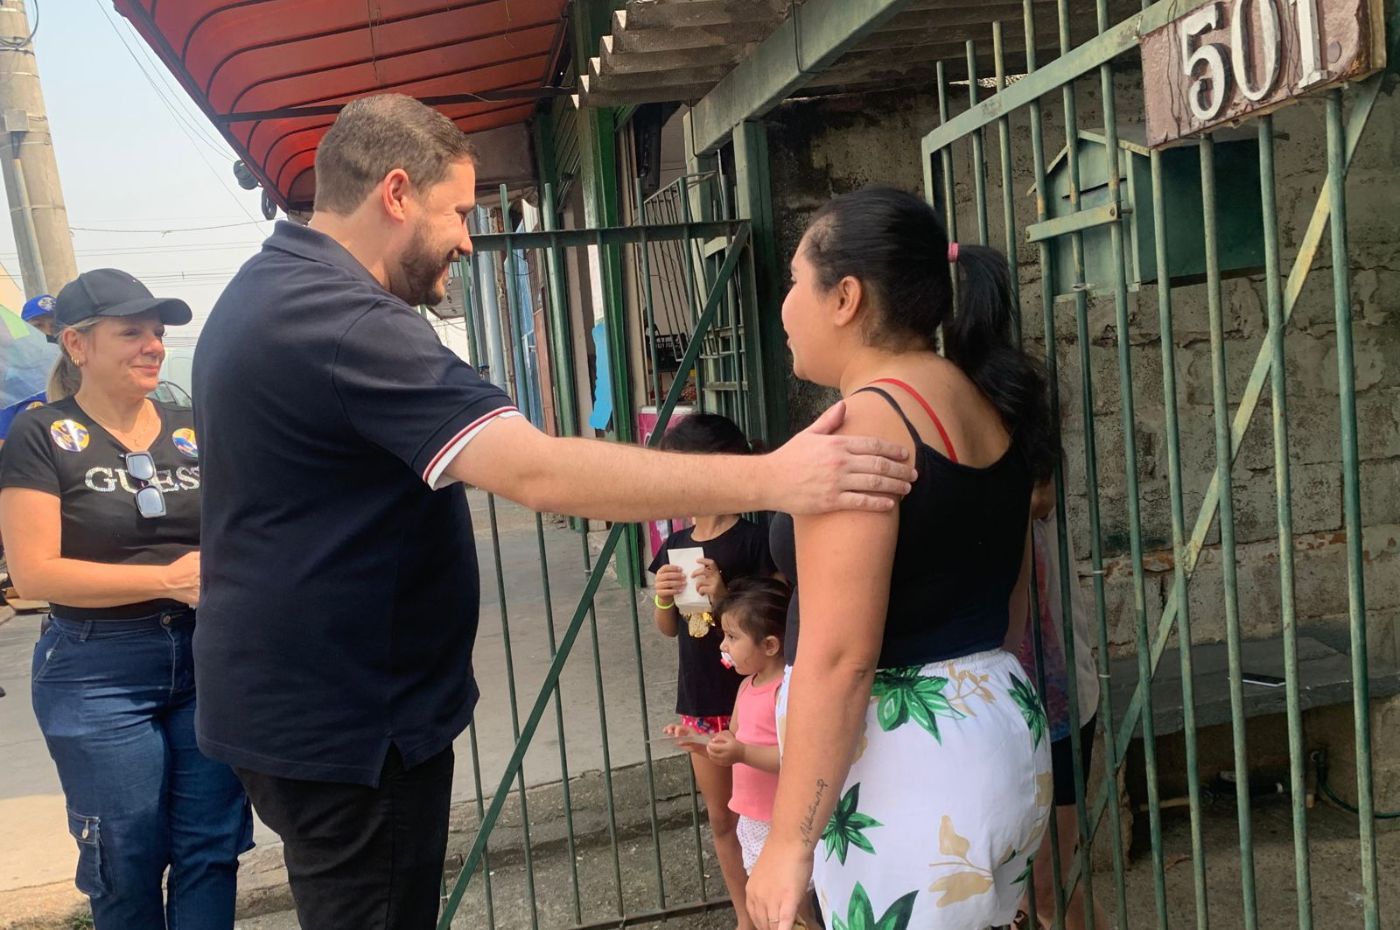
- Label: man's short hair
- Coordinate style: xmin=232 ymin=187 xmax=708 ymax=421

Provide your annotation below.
xmin=314 ymin=94 xmax=477 ymax=214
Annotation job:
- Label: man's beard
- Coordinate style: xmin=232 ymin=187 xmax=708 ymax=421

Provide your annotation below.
xmin=395 ymin=224 xmax=454 ymax=307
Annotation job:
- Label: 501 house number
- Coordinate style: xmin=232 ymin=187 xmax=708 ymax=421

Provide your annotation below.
xmin=1140 ymin=0 xmax=1385 ymax=146
xmin=1179 ymin=0 xmax=1327 ymax=120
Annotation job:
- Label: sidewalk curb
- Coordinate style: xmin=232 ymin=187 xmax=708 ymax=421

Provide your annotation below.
xmin=0 ymin=755 xmax=701 ymax=930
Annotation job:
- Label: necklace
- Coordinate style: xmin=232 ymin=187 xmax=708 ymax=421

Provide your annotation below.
xmin=81 ymin=398 xmax=159 ymax=451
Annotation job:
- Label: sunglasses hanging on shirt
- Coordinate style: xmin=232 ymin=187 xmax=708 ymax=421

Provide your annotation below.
xmin=123 ymin=451 xmax=167 ymax=519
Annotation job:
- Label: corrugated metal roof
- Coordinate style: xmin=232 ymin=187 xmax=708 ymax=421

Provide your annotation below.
xmin=579 ymin=0 xmax=1132 ymax=108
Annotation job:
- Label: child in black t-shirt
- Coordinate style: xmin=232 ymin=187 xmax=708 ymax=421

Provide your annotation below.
xmin=648 ymin=414 xmax=777 ymax=930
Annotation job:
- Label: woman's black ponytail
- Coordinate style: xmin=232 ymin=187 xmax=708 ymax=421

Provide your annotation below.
xmin=943 ymin=244 xmax=1056 ymax=483
xmin=801 ymin=186 xmax=1055 ymax=480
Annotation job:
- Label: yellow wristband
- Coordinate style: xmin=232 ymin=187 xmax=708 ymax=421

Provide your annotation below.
xmin=654 ymin=595 xmax=676 ymax=610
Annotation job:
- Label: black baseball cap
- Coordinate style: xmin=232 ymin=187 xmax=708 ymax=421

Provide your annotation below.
xmin=55 ymin=269 xmax=193 ymax=327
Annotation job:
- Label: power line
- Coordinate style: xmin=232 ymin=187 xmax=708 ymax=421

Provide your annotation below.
xmin=73 ymin=214 xmax=263 ymax=223
xmin=139 ymin=270 xmax=238 ymax=279
xmin=96 ymin=1 xmax=233 ymax=164
xmin=124 ymin=270 xmax=240 ymax=283
xmin=0 ymin=239 xmax=262 ymax=258
xmin=123 ymin=13 xmax=233 ymax=157
xmin=93 ymin=0 xmax=268 ymax=227
xmin=69 ymin=220 xmax=268 ymax=234
xmin=0 ymin=0 xmax=37 ymax=50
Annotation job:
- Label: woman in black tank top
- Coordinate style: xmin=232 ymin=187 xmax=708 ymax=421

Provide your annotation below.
xmin=747 ymin=188 xmax=1058 ymax=930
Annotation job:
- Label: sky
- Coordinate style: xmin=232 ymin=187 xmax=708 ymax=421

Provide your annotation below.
xmin=0 ymin=0 xmax=276 ymax=353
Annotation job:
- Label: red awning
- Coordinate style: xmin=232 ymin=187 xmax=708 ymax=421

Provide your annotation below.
xmin=113 ymin=1 xmax=569 ymax=210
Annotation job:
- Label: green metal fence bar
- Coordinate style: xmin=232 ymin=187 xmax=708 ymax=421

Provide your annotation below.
xmin=599 ymin=219 xmax=644 ymax=591
xmin=1017 ymin=3 xmax=1069 ymax=924
xmin=458 ymin=265 xmax=482 ymax=370
xmin=1051 ymin=0 xmax=1120 ymax=921
xmin=640 ymin=180 xmax=719 ymax=897
xmin=1327 ymin=88 xmax=1380 ymax=930
xmin=918 ymin=16 xmax=1391 ymax=930
xmin=718 ymin=172 xmax=749 ymax=430
xmin=449 ymin=66 xmax=1386 ymax=930
xmin=486 ymin=208 xmax=518 ymax=408
xmin=466 ymin=723 xmax=497 ymax=928
xmin=577 ymin=532 xmax=627 ymax=918
xmin=684 ymin=753 xmax=711 ymax=904
xmin=735 ymin=213 xmax=769 ymax=439
xmin=1067 ymin=199 xmax=1126 ymax=930
xmin=622 ymin=500 xmax=669 ymax=909
xmin=470 ymin=221 xmax=741 ymax=252
xmin=542 ymin=184 xmax=581 ymax=440
xmin=1147 ymin=146 xmax=1211 ymax=930
xmin=991 ymin=22 xmax=1021 ymax=327
xmin=1015 ymin=78 xmax=1395 ymax=899
xmin=500 ymin=185 xmax=537 ymax=429
xmin=485 ymin=494 xmax=542 ymax=929
xmin=635 ymin=179 xmax=664 ymax=409
xmin=464 ymin=267 xmax=485 ymax=371
xmin=567 ymin=900 xmax=734 ymax=930
xmin=731 ymin=118 xmax=783 ymax=441
xmin=923 ymin=0 xmax=1203 ymax=156
xmin=534 ymin=121 xmax=570 ymax=429
xmin=987 ymin=32 xmax=1035 ymax=926
xmin=1025 ymin=203 xmax=1128 ymax=243
xmin=965 ymin=40 xmax=990 ymax=246
xmin=1083 ymin=70 xmax=1385 ymax=885
xmin=679 ymin=176 xmax=706 ymax=400
xmin=917 ymin=15 xmax=1385 ymax=634
xmin=639 ymin=187 xmax=681 ymax=336
xmin=626 ymin=192 xmax=670 ymax=907
xmin=934 ymin=61 xmax=959 ymax=247
xmin=437 ymin=224 xmax=754 ymax=929
xmin=533 ymin=511 xmax=584 ymax=924
xmin=477 ymin=210 xmax=513 ymax=391
xmin=1200 ymin=135 xmax=1261 ymax=930
xmin=701 ymin=173 xmax=739 ymax=424
xmin=1090 ymin=0 xmax=1170 ymax=920
xmin=1024 ymin=514 xmax=1053 ymax=930
xmin=1113 ymin=78 xmax=1383 ymax=721
xmin=463 ymin=237 xmax=494 ymax=380
xmin=1257 ymin=113 xmax=1312 ymax=930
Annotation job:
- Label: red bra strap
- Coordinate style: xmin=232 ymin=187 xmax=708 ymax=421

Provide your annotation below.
xmin=868 ymin=377 xmax=958 ymax=463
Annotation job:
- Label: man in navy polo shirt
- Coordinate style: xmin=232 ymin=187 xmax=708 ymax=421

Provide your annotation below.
xmin=193 ymin=94 xmax=913 ymax=930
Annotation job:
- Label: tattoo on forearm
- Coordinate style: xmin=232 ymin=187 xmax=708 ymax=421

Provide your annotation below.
xmin=799 ymin=779 xmax=830 ymax=848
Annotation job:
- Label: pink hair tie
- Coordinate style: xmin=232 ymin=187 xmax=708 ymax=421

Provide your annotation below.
xmin=947 ymin=241 xmax=960 ymax=263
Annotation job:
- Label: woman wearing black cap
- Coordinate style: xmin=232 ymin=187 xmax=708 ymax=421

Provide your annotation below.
xmin=0 ymin=270 xmax=251 ymax=929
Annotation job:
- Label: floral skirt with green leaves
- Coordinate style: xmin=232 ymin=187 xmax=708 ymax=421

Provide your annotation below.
xmin=777 ymin=649 xmax=1052 ymax=930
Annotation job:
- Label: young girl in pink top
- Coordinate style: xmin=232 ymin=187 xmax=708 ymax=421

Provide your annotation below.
xmin=706 ymin=579 xmax=817 ymax=928
xmin=706 ymin=578 xmax=786 ymax=865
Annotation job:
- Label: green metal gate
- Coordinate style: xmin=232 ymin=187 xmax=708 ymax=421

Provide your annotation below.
xmin=425 ymin=3 xmax=1398 ymax=927
xmin=637 ymin=171 xmax=768 ymax=436
xmin=919 ymin=1 xmax=1398 ymax=929
xmin=429 ymin=186 xmax=765 ymax=930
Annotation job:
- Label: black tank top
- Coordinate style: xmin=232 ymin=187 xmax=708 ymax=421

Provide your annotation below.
xmin=769 ymin=384 xmax=1032 ymax=668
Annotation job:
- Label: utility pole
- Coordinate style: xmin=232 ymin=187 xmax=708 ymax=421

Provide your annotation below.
xmin=0 ymin=0 xmax=77 ymax=298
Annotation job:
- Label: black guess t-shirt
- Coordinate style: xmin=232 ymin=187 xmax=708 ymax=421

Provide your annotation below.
xmin=0 ymin=396 xmax=200 ymax=619
xmin=648 ymin=519 xmax=777 ymax=717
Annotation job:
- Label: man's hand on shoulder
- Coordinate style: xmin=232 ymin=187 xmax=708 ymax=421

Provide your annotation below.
xmin=758 ymin=400 xmax=915 ymax=515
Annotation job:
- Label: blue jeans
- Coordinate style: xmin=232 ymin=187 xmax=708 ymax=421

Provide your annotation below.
xmin=31 ymin=609 xmax=253 ymax=930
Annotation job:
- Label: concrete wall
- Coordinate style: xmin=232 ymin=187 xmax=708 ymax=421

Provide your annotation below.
xmin=761 ymin=70 xmax=1400 ymax=808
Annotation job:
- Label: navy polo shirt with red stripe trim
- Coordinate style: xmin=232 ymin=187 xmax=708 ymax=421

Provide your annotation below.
xmin=193 ymin=221 xmax=516 ymax=785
